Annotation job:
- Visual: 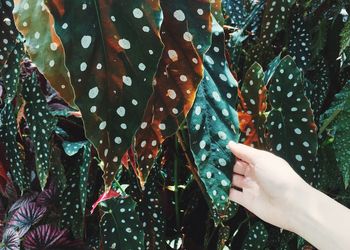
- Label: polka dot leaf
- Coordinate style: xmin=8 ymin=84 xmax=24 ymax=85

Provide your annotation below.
xmin=248 ymin=0 xmax=296 ymax=65
xmin=238 ymin=62 xmax=267 ymax=148
xmin=0 ymin=104 xmax=30 ymax=192
xmin=241 ymin=221 xmax=268 ymax=250
xmin=13 ymin=0 xmax=75 ymax=106
xmin=287 ymin=7 xmax=312 ymax=70
xmin=99 ymin=196 xmax=144 ymax=250
xmin=266 ymin=56 xmax=318 ymax=184
xmin=0 ymin=0 xmax=20 ymax=72
xmin=216 ymin=225 xmax=230 ymax=250
xmin=187 ymin=17 xmax=240 ymax=223
xmin=222 ymin=0 xmax=246 ymax=28
xmin=320 ymin=82 xmax=350 ymax=188
xmin=79 ymin=143 xmax=91 ymax=216
xmin=134 ymin=0 xmax=212 ymax=183
xmin=22 ymin=73 xmax=57 ymax=189
xmin=62 ymin=140 xmax=89 ymax=157
xmin=2 ymin=43 xmax=24 ymax=104
xmin=44 ymin=0 xmax=164 ymax=190
xmin=263 ymin=54 xmax=282 ymax=85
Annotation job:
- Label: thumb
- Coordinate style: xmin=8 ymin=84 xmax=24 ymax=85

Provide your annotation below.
xmin=228 ymin=141 xmax=260 ymax=164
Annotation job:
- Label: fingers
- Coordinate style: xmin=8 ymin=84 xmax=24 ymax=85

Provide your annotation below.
xmin=228 ymin=141 xmax=260 ymax=164
xmin=232 ymin=174 xmax=245 ymax=189
xmin=233 ymin=160 xmax=249 ymax=175
xmin=229 ymin=188 xmax=244 ymax=205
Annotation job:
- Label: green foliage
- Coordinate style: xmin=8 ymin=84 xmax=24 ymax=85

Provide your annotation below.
xmin=0 ymin=0 xmax=350 ymax=249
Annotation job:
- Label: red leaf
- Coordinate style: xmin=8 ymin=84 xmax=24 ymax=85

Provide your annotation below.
xmin=90 ymin=189 xmax=121 ymax=214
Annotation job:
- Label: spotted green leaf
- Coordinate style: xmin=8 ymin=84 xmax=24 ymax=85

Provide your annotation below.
xmin=0 ymin=0 xmax=20 ymax=72
xmin=45 ymin=0 xmax=163 ymax=190
xmin=266 ymin=56 xmax=318 ymax=184
xmin=59 ymin=154 xmax=83 ymax=238
xmin=80 ymin=143 xmax=91 ymax=215
xmin=22 ymin=73 xmax=57 ymax=189
xmin=287 ymin=8 xmax=312 ymax=70
xmin=249 ymin=0 xmax=296 ymax=65
xmin=134 ymin=0 xmax=212 ymax=183
xmin=0 ymin=104 xmax=30 ymax=192
xmin=340 ymin=20 xmax=350 ymax=54
xmin=264 ymin=54 xmax=281 ymax=85
xmin=99 ymin=196 xmax=144 ymax=250
xmin=2 ymin=43 xmax=23 ymax=104
xmin=241 ymin=222 xmax=268 ymax=250
xmin=222 ymin=0 xmax=246 ymax=27
xmin=187 ymin=16 xmax=240 ymax=222
xmin=238 ymin=62 xmax=267 ymax=148
xmin=217 ymin=225 xmax=230 ymax=250
xmin=305 ymin=57 xmax=330 ymax=118
xmin=320 ymin=83 xmax=350 ymax=188
xmin=50 ymin=145 xmax=67 ymax=194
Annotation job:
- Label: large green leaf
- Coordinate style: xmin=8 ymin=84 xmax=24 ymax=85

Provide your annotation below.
xmin=0 ymin=104 xmax=30 ymax=192
xmin=0 ymin=0 xmax=20 ymax=71
xmin=266 ymin=56 xmax=318 ymax=184
xmin=13 ymin=0 xmax=75 ymax=106
xmin=187 ymin=16 xmax=240 ymax=222
xmin=320 ymin=83 xmax=350 ymax=188
xmin=22 ymin=73 xmax=57 ymax=189
xmin=100 ymin=196 xmax=144 ymax=250
xmin=134 ymin=0 xmax=212 ymax=183
xmin=45 ymin=0 xmax=164 ymax=189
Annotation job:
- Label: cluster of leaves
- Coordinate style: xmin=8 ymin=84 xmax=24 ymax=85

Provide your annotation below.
xmin=0 ymin=0 xmax=350 ymax=249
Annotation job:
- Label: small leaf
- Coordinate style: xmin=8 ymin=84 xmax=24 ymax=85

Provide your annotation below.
xmin=62 ymin=141 xmax=88 ymax=157
xmin=100 ymin=196 xmax=144 ymax=250
xmin=8 ymin=203 xmax=47 ymax=237
xmin=217 ymin=225 xmax=230 ymax=250
xmin=13 ymin=0 xmax=75 ymax=106
xmin=22 ymin=73 xmax=57 ymax=189
xmin=80 ymin=143 xmax=91 ymax=215
xmin=187 ymin=16 xmax=240 ymax=222
xmin=266 ymin=56 xmax=318 ymax=184
xmin=241 ymin=222 xmax=268 ymax=250
xmin=90 ymin=189 xmax=120 ymax=215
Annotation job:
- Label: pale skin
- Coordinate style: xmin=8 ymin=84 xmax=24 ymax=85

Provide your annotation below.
xmin=228 ymin=141 xmax=350 ymax=250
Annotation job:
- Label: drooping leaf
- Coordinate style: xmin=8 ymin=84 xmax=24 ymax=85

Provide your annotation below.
xmin=287 ymin=7 xmax=312 ymax=70
xmin=13 ymin=0 xmax=75 ymax=106
xmin=59 ymin=154 xmax=83 ymax=238
xmin=134 ymin=0 xmax=212 ymax=183
xmin=187 ymin=16 xmax=240 ymax=222
xmin=49 ymin=145 xmax=67 ymax=194
xmin=99 ymin=196 xmax=144 ymax=250
xmin=217 ymin=225 xmax=230 ymax=250
xmin=238 ymin=62 xmax=267 ymax=148
xmin=22 ymin=73 xmax=57 ymax=189
xmin=241 ymin=222 xmax=268 ymax=250
xmin=45 ymin=0 xmax=164 ymax=189
xmin=320 ymin=83 xmax=350 ymax=188
xmin=0 ymin=229 xmax=20 ymax=250
xmin=249 ymin=0 xmax=296 ymax=65
xmin=8 ymin=203 xmax=47 ymax=237
xmin=23 ymin=224 xmax=73 ymax=250
xmin=1 ymin=43 xmax=24 ymax=104
xmin=266 ymin=56 xmax=318 ymax=184
xmin=305 ymin=57 xmax=330 ymax=117
xmin=0 ymin=104 xmax=30 ymax=192
xmin=0 ymin=0 xmax=20 ymax=72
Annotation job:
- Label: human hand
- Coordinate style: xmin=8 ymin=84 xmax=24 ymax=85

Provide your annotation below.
xmin=228 ymin=142 xmax=308 ymax=231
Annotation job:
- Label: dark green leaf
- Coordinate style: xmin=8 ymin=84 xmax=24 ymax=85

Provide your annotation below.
xmin=241 ymin=222 xmax=268 ymax=250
